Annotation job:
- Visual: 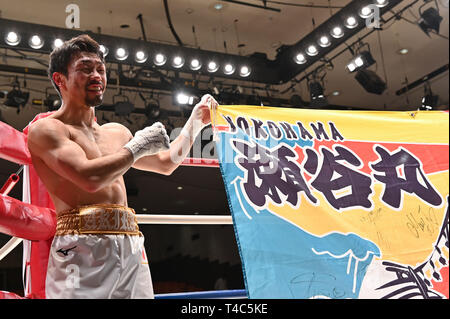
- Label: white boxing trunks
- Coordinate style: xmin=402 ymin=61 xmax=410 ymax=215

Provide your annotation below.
xmin=45 ymin=204 xmax=154 ymax=299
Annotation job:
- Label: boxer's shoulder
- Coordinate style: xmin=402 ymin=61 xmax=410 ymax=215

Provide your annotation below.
xmin=100 ymin=122 xmax=133 ymax=140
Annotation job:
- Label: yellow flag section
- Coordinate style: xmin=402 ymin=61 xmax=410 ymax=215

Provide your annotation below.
xmin=212 ymin=105 xmax=449 ymax=298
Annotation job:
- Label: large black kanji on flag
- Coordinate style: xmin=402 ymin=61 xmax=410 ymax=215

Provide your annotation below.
xmin=370 ymin=145 xmax=443 ymax=209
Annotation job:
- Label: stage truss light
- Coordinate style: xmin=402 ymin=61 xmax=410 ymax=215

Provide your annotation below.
xmin=223 ymin=63 xmax=235 ymax=75
xmin=207 ymin=61 xmax=219 ymax=73
xmin=294 ymin=53 xmax=307 ymax=64
xmin=114 ymin=47 xmax=129 ymax=61
xmin=5 ymin=31 xmax=20 ymax=46
xmin=172 ymin=56 xmax=185 ymax=68
xmin=154 ymin=53 xmax=167 ymax=66
xmin=29 ymin=35 xmax=44 ymax=49
xmin=135 ymin=50 xmax=148 ymax=63
xmin=346 ymin=50 xmax=376 ymax=73
xmin=189 ymin=58 xmax=202 ymax=70
xmin=239 ymin=65 xmax=251 ymax=77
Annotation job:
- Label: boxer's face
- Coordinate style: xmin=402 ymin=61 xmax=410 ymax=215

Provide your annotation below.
xmin=60 ymin=52 xmax=107 ymax=107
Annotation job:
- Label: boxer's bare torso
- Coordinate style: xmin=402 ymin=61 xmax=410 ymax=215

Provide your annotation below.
xmin=28 ymin=113 xmax=133 ymax=214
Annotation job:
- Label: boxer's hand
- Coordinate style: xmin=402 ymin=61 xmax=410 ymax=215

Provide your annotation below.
xmin=124 ymin=122 xmax=170 ymax=161
xmin=181 ymin=94 xmax=219 ymax=140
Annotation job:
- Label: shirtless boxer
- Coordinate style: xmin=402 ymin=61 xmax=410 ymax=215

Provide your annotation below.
xmin=26 ymin=34 xmax=218 ymax=298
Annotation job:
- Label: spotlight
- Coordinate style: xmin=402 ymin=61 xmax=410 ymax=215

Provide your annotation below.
xmin=294 ymin=53 xmax=306 ymax=64
xmin=318 ymin=36 xmax=331 ymax=48
xmin=29 ymin=35 xmax=44 ymax=49
xmin=239 ymin=65 xmax=251 ymax=77
xmin=114 ymin=47 xmax=129 ymax=61
xmin=346 ymin=51 xmax=376 ymax=73
xmin=154 ymin=53 xmax=167 ymax=66
xmin=309 ymin=81 xmax=325 ymax=100
xmin=99 ymin=45 xmax=109 ymax=57
xmin=53 ymin=38 xmax=64 ymax=49
xmin=375 ymin=0 xmax=389 ymax=8
xmin=344 ymin=16 xmax=358 ymax=29
xmin=418 ymin=7 xmax=443 ymax=37
xmin=145 ymin=99 xmax=161 ymax=119
xmin=308 ymin=81 xmax=328 ymax=108
xmin=330 ymin=26 xmax=344 ymax=38
xmin=421 ymin=94 xmax=439 ymax=110
xmin=355 ymin=69 xmax=386 ymax=95
xmin=134 ymin=50 xmax=148 ymax=63
xmin=176 ymin=92 xmax=196 ymax=105
xmin=223 ymin=63 xmax=235 ymax=75
xmin=421 ymin=85 xmax=439 ymax=110
xmin=172 ymin=56 xmax=185 ymax=68
xmin=4 ymin=87 xmax=30 ymax=108
xmin=5 ymin=31 xmax=20 ymax=46
xmin=189 ymin=58 xmax=202 ymax=70
xmin=207 ymin=61 xmax=219 ymax=73
xmin=306 ymin=45 xmax=318 ymax=56
xmin=44 ymin=94 xmax=62 ymax=111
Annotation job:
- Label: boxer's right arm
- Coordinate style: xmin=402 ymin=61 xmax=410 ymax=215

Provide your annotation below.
xmin=27 ymin=119 xmax=134 ymax=193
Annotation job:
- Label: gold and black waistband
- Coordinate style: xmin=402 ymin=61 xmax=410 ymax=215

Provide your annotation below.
xmin=55 ymin=204 xmax=141 ymax=236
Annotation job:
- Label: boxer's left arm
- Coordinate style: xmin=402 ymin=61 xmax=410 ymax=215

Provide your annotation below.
xmin=132 ymin=94 xmax=218 ymax=175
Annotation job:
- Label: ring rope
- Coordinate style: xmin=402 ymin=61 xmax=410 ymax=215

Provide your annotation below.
xmin=0 ymin=214 xmax=232 ymax=261
xmin=136 ymin=214 xmax=232 ymax=225
xmin=155 ymin=289 xmax=247 ymax=299
xmin=0 ymin=237 xmax=22 ymax=262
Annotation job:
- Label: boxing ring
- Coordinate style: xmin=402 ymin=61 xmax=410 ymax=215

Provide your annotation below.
xmin=0 ymin=159 xmax=248 ymax=299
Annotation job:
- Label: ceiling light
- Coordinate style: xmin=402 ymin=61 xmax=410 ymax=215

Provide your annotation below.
xmin=359 ymin=6 xmax=374 ymax=19
xmin=223 ymin=63 xmax=235 ymax=75
xmin=99 ymin=45 xmax=109 ymax=57
xmin=346 ymin=51 xmax=376 ymax=73
xmin=176 ymin=92 xmax=195 ymax=105
xmin=306 ymin=45 xmax=318 ymax=56
xmin=294 ymin=53 xmax=306 ymax=64
xmin=207 ymin=61 xmax=219 ymax=73
xmin=344 ymin=16 xmax=358 ymax=29
xmin=239 ymin=65 xmax=251 ymax=77
xmin=29 ymin=35 xmax=44 ymax=49
xmin=332 ymin=90 xmax=340 ymax=96
xmin=172 ymin=56 xmax=185 ymax=68
xmin=347 ymin=62 xmax=357 ymax=72
xmin=330 ymin=26 xmax=344 ymax=38
xmin=114 ymin=47 xmax=129 ymax=61
xmin=135 ymin=50 xmax=148 ymax=63
xmin=189 ymin=58 xmax=202 ymax=70
xmin=5 ymin=31 xmax=20 ymax=46
xmin=53 ymin=38 xmax=64 ymax=49
xmin=397 ymin=48 xmax=409 ymax=55
xmin=375 ymin=0 xmax=389 ymax=7
xmin=318 ymin=36 xmax=331 ymax=48
xmin=154 ymin=53 xmax=167 ymax=66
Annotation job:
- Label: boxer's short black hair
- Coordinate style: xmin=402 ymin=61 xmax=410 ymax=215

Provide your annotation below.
xmin=48 ymin=34 xmax=105 ymax=95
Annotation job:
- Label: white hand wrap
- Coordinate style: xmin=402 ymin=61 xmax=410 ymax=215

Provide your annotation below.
xmin=124 ymin=122 xmax=170 ymax=162
xmin=180 ymin=118 xmax=205 ymax=141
